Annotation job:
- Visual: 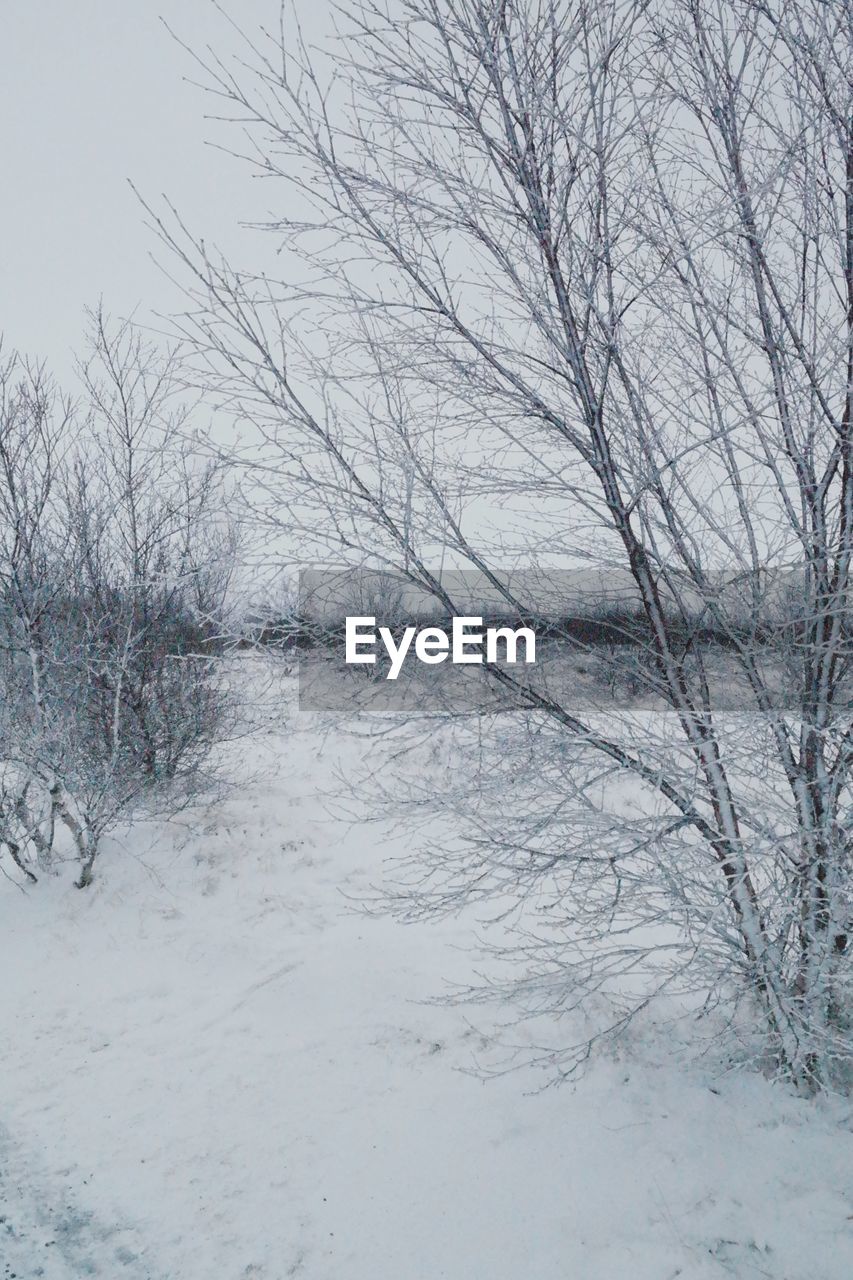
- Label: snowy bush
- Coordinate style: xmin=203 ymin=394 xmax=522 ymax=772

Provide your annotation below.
xmin=0 ymin=315 xmax=237 ymax=886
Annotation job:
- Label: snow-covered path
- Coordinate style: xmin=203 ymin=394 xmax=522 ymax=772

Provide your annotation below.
xmin=0 ymin=1122 xmax=158 ymax=1279
xmin=1 ymin=719 xmax=852 ymax=1278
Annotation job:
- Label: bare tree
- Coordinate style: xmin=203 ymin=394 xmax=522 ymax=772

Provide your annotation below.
xmin=74 ymin=310 xmax=239 ymax=784
xmin=154 ymin=0 xmax=853 ymax=1092
xmin=0 ymin=319 xmax=238 ymax=887
xmin=0 ymin=352 xmax=80 ymax=879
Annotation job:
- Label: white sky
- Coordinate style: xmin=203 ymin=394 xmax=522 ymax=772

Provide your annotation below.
xmin=0 ymin=2 xmax=613 ymax=572
xmin=0 ymin=1 xmax=333 ymax=384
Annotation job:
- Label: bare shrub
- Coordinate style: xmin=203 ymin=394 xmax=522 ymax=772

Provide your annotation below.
xmin=0 ymin=318 xmax=237 ymax=887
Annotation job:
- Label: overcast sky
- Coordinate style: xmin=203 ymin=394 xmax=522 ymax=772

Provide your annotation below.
xmin=1 ymin=1 xmax=333 ymax=384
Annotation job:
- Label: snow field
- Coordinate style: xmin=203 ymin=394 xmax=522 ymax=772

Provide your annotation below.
xmin=1 ymin=707 xmax=851 ymax=1278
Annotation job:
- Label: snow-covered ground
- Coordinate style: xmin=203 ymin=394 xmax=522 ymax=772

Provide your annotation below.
xmin=1 ymin=699 xmax=852 ymax=1279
